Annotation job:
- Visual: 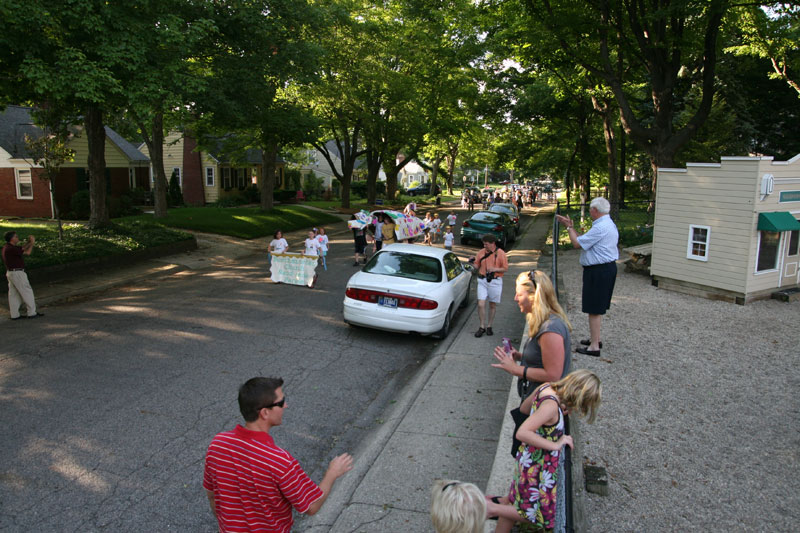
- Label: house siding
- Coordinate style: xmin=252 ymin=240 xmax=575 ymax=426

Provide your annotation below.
xmin=62 ymin=127 xmax=130 ymax=168
xmin=0 ymin=167 xmax=52 ymax=218
xmin=744 ymin=156 xmax=800 ymax=293
xmin=202 ymin=154 xmax=219 ymax=204
xmin=651 ymin=162 xmax=757 ymax=293
xmin=182 ymin=135 xmax=205 ymax=206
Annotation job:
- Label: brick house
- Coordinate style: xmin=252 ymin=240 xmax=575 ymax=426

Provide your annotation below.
xmin=0 ymin=105 xmax=149 ymax=218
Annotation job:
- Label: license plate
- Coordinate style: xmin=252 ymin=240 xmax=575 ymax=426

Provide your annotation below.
xmin=378 ymin=296 xmax=398 ymax=308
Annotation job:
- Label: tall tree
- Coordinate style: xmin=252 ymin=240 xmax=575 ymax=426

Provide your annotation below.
xmin=528 ymin=0 xmax=729 ymax=194
xmin=199 ymin=0 xmax=323 ymax=210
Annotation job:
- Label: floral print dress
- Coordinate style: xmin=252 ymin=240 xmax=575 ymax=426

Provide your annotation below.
xmin=507 ymin=384 xmax=565 ymax=529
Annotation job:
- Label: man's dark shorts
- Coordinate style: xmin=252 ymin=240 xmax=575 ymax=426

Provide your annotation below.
xmin=582 ymin=262 xmax=617 ymax=314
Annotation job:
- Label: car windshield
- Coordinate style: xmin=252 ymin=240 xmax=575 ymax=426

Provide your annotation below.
xmin=363 ymin=251 xmax=443 ymax=282
xmin=471 ymin=212 xmax=503 ymax=223
xmin=490 ymin=205 xmax=514 ymax=214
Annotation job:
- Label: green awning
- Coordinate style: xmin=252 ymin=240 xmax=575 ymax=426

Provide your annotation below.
xmin=758 ymin=211 xmax=800 ymax=232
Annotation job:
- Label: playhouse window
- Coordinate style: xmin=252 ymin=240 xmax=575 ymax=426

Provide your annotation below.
xmin=15 ymin=169 xmax=33 ymax=199
xmin=789 ymin=230 xmax=799 ymax=256
xmin=686 ymin=225 xmax=710 ymax=261
xmin=756 ymin=231 xmax=780 ymax=272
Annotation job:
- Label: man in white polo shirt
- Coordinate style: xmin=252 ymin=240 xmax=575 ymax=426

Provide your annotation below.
xmin=556 ymin=197 xmax=619 ymax=357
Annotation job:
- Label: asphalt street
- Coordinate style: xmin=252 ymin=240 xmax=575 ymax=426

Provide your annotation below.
xmin=0 ymin=204 xmax=532 ymax=532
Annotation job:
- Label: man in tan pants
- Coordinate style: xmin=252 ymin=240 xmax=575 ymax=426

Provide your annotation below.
xmin=3 ymin=230 xmax=42 ymax=320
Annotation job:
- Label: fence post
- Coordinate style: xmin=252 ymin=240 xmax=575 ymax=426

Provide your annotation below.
xmin=552 ymin=202 xmax=560 ymax=301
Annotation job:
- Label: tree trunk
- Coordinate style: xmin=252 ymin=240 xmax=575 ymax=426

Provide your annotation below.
xmin=260 ymin=140 xmax=277 ymax=210
xmin=592 ymin=96 xmax=619 ymax=221
xmin=618 ymin=123 xmax=626 ymax=208
xmin=49 ymin=179 xmax=64 ymax=240
xmin=138 ymin=112 xmax=169 ymax=218
xmin=385 ymin=166 xmax=399 ymax=202
xmin=430 ymin=153 xmax=443 ymax=194
xmin=365 ymin=149 xmax=381 ymax=205
xmin=85 ymin=105 xmax=109 ymax=229
xmin=446 ymin=141 xmax=458 ymax=195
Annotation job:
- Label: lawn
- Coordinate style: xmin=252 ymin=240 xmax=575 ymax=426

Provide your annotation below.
xmin=120 ymin=205 xmax=342 ymax=239
xmin=0 ymin=219 xmax=193 ymax=270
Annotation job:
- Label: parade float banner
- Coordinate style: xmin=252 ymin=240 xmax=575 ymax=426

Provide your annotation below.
xmin=270 ymin=253 xmax=318 ymax=287
xmin=347 ymin=210 xmax=427 ymax=241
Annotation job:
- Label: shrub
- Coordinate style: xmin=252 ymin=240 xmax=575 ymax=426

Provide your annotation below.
xmin=128 ymin=187 xmax=148 ymax=205
xmin=213 ymin=194 xmax=248 ymax=207
xmin=350 ymin=180 xmax=367 ymax=198
xmin=303 ymin=171 xmax=325 ymax=199
xmin=69 ymin=190 xmax=91 ymax=219
xmin=273 ymin=190 xmax=296 ymax=203
xmin=409 ymin=180 xmax=420 ymax=189
xmin=109 ymin=193 xmax=141 ymax=218
xmin=285 ymin=167 xmax=303 ymax=191
xmin=168 ymin=170 xmax=184 ymax=207
xmin=243 ymin=185 xmax=261 ymax=203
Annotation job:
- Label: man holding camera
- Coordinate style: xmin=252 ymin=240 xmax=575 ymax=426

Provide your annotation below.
xmin=2 ymin=230 xmax=42 ymax=320
xmin=470 ymin=234 xmax=508 ymax=337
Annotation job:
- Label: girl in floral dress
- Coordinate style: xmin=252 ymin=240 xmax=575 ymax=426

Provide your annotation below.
xmin=486 ymin=369 xmax=601 ymax=532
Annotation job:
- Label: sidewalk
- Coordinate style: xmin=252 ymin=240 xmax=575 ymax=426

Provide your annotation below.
xmin=303 ymin=204 xmax=556 ymax=532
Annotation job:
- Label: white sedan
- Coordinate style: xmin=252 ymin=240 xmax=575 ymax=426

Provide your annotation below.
xmin=343 ymin=244 xmax=474 ymax=338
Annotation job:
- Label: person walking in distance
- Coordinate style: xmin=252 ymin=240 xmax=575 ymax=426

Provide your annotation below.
xmin=2 ymin=230 xmax=42 ymax=319
xmin=204 ymin=377 xmax=353 ymax=533
xmin=469 ymin=234 xmax=508 ymax=337
xmin=555 ymin=197 xmax=619 ymax=357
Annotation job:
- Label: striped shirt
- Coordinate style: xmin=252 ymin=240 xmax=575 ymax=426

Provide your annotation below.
xmin=203 ymin=425 xmax=323 ymax=532
xmin=577 ymin=214 xmax=619 ymax=266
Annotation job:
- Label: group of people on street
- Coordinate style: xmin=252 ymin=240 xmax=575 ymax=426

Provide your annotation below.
xmin=267 ymin=227 xmax=330 ymax=273
xmin=202 ymin=196 xmax=618 ymax=533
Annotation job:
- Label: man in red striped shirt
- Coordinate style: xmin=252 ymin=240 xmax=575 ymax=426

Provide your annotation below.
xmin=204 ymin=377 xmax=353 ymax=532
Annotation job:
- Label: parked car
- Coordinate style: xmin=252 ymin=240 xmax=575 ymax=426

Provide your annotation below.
xmin=460 ymin=211 xmax=516 ymax=249
xmin=407 ymin=183 xmax=441 ymax=196
xmin=343 ymin=244 xmax=473 ymax=338
xmin=488 ymin=203 xmax=521 ymax=234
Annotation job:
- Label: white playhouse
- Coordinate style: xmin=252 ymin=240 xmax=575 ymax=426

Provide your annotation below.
xmin=651 ymin=154 xmax=800 ymax=304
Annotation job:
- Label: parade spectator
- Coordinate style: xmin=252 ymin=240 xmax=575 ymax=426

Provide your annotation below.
xmin=204 ymin=377 xmax=353 ymax=533
xmin=555 ymin=197 xmax=619 ymax=357
xmin=443 ymin=226 xmax=454 ymax=251
xmin=2 ymin=230 xmax=42 ymax=319
xmin=469 ymin=234 xmax=508 ymax=337
xmin=431 ymin=479 xmax=486 ymax=533
xmin=491 ymin=271 xmax=571 ymax=405
xmin=486 ymin=369 xmax=601 ymax=533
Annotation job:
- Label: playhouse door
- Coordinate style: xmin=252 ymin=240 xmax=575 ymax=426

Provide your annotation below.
xmin=781 ymin=229 xmax=800 ymax=287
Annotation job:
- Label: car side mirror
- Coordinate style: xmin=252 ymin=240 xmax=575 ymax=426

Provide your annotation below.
xmin=464 ymin=264 xmax=477 ymax=275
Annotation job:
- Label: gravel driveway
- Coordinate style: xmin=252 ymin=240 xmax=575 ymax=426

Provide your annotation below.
xmin=556 ymin=249 xmax=799 ymax=532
